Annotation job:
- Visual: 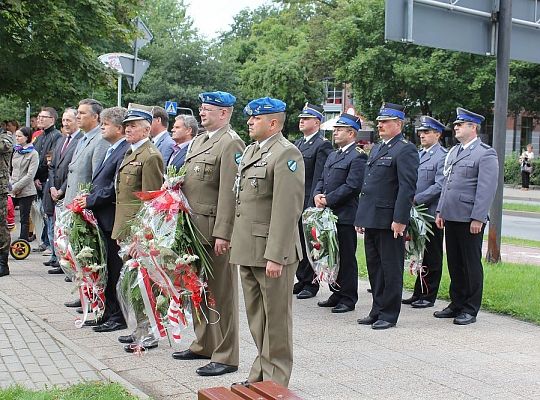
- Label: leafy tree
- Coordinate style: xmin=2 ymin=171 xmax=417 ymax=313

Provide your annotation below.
xmin=0 ymin=0 xmax=141 ymax=110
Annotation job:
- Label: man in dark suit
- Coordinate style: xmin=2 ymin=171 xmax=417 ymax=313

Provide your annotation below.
xmin=76 ymin=107 xmax=129 ymax=333
xmin=355 ymin=103 xmax=419 ymax=329
xmin=43 ymin=108 xmax=83 ymax=270
xmin=434 ymin=108 xmax=498 ymax=325
xmin=167 ymin=114 xmax=197 ymax=171
xmin=293 ymin=103 xmax=333 ymax=299
xmin=402 ymin=116 xmax=447 ymax=309
xmin=313 ymin=113 xmax=367 ymax=313
xmin=150 ymin=106 xmax=175 ymax=170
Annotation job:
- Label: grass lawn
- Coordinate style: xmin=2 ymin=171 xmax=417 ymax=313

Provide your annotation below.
xmin=503 ymin=202 xmax=540 ymax=213
xmin=0 ymin=382 xmax=137 ymax=400
xmin=356 ymin=240 xmax=540 ymax=324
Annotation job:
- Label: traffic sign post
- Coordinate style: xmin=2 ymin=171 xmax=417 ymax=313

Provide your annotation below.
xmin=165 ymin=101 xmax=178 ymax=115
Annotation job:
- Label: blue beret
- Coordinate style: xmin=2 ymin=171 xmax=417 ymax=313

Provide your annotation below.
xmin=453 ymin=107 xmax=485 ymax=125
xmin=244 ymin=97 xmax=286 ymax=116
xmin=123 ymin=105 xmax=153 ymax=124
xmin=376 ymin=102 xmax=406 ymax=121
xmin=298 ymin=102 xmax=324 ymax=121
xmin=417 ymin=116 xmax=445 ymax=133
xmin=198 ymin=91 xmax=236 ymax=107
xmin=334 ymin=113 xmax=361 ymax=131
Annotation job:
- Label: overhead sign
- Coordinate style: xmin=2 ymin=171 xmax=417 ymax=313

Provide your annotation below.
xmin=165 ymin=101 xmax=178 ymax=115
xmin=385 ymin=0 xmax=540 ymax=64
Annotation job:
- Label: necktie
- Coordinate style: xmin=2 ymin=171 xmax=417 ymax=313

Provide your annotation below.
xmin=60 ymin=135 xmax=71 ymax=155
xmin=456 ymin=145 xmax=463 ymax=156
xmin=337 ymin=148 xmax=343 ymax=154
xmin=419 ymin=149 xmax=426 ymax=160
xmin=101 ymin=146 xmax=114 ymax=167
xmin=74 ymin=135 xmax=87 ymax=156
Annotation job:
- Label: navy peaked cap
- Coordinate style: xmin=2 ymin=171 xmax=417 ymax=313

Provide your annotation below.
xmin=453 ymin=107 xmax=485 ymax=125
xmin=298 ymin=102 xmax=324 ymax=121
xmin=417 ymin=116 xmax=446 ymax=133
xmin=377 ymin=102 xmax=406 ymax=121
xmin=334 ymin=113 xmax=361 ymax=131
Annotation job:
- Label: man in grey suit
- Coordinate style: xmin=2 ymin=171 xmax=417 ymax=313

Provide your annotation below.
xmin=434 ymin=108 xmax=499 ymax=325
xmin=49 ymin=99 xmax=108 ymax=275
xmin=402 ymin=116 xmax=447 ymax=309
xmin=150 ymin=106 xmax=175 ymax=169
xmin=43 ymin=108 xmax=83 ymax=269
xmin=167 ymin=114 xmax=197 ymax=171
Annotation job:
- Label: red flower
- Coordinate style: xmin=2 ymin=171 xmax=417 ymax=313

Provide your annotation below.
xmin=311 ymin=226 xmax=318 ymax=241
xmin=313 ymin=242 xmax=321 ymax=250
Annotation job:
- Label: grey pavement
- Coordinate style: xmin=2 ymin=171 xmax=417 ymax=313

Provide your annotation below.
xmin=1 ymin=249 xmax=540 ymax=399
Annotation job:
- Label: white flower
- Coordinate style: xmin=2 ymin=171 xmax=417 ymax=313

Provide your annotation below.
xmin=59 ymin=259 xmax=71 ymax=269
xmin=75 ymin=246 xmax=94 ymax=261
xmin=311 ymin=248 xmax=320 ymax=260
xmin=87 ymin=263 xmax=104 ymax=272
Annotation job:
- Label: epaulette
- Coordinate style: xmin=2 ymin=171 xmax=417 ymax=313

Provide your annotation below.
xmin=480 ymin=142 xmax=491 ymax=149
xmin=401 ymin=139 xmax=408 ymax=143
xmin=355 ymin=146 xmax=366 ymax=154
xmin=278 ymin=136 xmax=292 ymax=147
xmin=227 ymin=129 xmax=241 ymax=140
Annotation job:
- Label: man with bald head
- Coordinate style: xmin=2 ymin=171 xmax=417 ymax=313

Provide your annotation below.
xmin=230 ymin=97 xmax=304 ymax=387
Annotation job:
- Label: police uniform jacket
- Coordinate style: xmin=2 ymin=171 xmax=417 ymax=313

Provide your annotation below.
xmin=415 ymin=143 xmax=447 ymax=216
xmin=355 ymin=134 xmax=419 ymax=229
xmin=436 ymin=139 xmax=498 ymax=223
xmin=229 ymin=133 xmax=305 ymax=268
xmin=294 ymin=132 xmax=333 ymax=209
xmin=182 ymin=125 xmax=245 ymax=243
xmin=111 ymin=140 xmax=164 ymax=240
xmin=313 ymin=145 xmax=367 ymax=225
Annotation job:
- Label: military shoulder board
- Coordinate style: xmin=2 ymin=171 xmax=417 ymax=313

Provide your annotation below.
xmin=355 ymin=146 xmax=365 ymax=154
xmin=480 ymin=142 xmax=491 ymax=149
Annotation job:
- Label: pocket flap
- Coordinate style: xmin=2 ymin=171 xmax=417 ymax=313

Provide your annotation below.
xmin=459 ymin=193 xmax=474 ymax=203
xmin=421 ymin=165 xmax=435 ymax=171
xmin=252 ymin=223 xmax=269 ymax=237
xmin=199 ymin=154 xmax=217 ymax=165
xmin=247 ymin=168 xmax=266 ymax=179
xmin=375 ymin=199 xmax=394 ymax=208
xmin=376 ymin=159 xmax=392 ymax=167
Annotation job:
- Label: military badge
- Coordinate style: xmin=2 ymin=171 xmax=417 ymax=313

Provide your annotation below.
xmin=287 ymin=160 xmax=297 ymax=172
xmin=234 ymin=152 xmax=242 ymax=165
xmin=250 ymin=178 xmax=258 ymax=188
xmin=194 ymin=165 xmax=201 ymax=173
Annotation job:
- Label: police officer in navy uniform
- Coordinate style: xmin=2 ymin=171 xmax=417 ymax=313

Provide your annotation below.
xmin=355 ymin=103 xmax=418 ymax=329
xmin=434 ymin=108 xmax=498 ymax=325
xmin=402 ymin=116 xmax=447 ymax=308
xmin=293 ymin=103 xmax=333 ymax=299
xmin=313 ymin=113 xmax=367 ymax=313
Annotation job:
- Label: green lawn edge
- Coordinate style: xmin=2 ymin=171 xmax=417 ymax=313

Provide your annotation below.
xmin=356 ymin=240 xmax=540 ymax=325
xmin=0 ymin=382 xmax=138 ymax=400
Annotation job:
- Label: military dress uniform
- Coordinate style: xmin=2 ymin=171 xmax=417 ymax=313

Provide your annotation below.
xmin=180 ymin=91 xmax=245 ymax=371
xmin=407 ymin=116 xmax=447 ymax=307
xmin=436 ymin=108 xmax=498 ymax=323
xmin=229 ymin=98 xmax=304 ymax=387
xmin=293 ymin=104 xmax=333 ymax=297
xmin=313 ymin=113 xmax=367 ymax=312
xmin=0 ymin=131 xmax=13 ymax=276
xmin=355 ymin=104 xmax=418 ymax=328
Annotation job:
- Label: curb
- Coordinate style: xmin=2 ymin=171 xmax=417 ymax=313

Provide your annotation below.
xmin=0 ymin=289 xmax=150 ymax=399
xmin=502 ymin=209 xmax=540 ymax=219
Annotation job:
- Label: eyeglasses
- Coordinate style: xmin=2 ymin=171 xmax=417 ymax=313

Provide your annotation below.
xmin=198 ymin=107 xmax=223 ymax=113
xmin=37 ymin=115 xmax=53 ymax=119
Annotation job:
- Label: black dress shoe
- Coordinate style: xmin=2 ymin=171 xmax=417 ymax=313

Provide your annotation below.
xmin=93 ymin=321 xmax=127 ymax=333
xmin=292 ymin=283 xmax=303 ymax=295
xmin=75 ymin=307 xmax=83 ymax=314
xmin=433 ymin=307 xmax=459 ymax=318
xmin=64 ymin=299 xmax=82 ymax=308
xmin=297 ymin=289 xmax=316 ymax=300
xmin=118 ymin=334 xmax=134 ymax=344
xmin=47 ymin=267 xmax=64 ymax=274
xmin=83 ymin=319 xmax=103 ymax=327
xmin=453 ymin=313 xmax=476 ymax=325
xmin=317 ymin=298 xmax=338 ymax=308
xmin=196 ymin=362 xmax=238 ymax=376
xmin=64 ymin=276 xmax=72 ymax=282
xmin=172 ymin=349 xmax=211 ymax=360
xmin=357 ymin=315 xmax=377 ymax=325
xmin=372 ymin=320 xmax=396 ymax=330
xmin=367 ymin=288 xmax=372 ymax=293
xmin=401 ymin=296 xmax=419 ymax=305
xmin=43 ymin=260 xmax=55 ymax=266
xmin=331 ymin=304 xmax=354 ymax=313
xmin=124 ymin=342 xmax=158 ymax=353
xmin=411 ymin=299 xmax=434 ymax=308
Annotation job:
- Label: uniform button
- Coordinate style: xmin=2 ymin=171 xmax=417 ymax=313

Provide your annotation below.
xmin=242 ymin=175 xmax=245 ymax=178
xmin=237 ymin=200 xmax=240 ymax=204
xmin=236 ymin=213 xmax=240 ymax=217
xmin=240 ymin=188 xmax=243 ymax=191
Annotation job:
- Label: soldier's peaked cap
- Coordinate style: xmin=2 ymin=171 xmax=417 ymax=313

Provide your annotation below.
xmin=417 ymin=115 xmax=445 ymax=133
xmin=376 ymin=102 xmax=406 ymax=121
xmin=298 ymin=102 xmax=324 ymax=121
xmin=453 ymin=107 xmax=485 ymax=125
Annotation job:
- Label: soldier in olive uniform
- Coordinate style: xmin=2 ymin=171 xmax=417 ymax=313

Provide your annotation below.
xmin=293 ymin=103 xmax=333 ymax=299
xmin=434 ymin=108 xmax=498 ymax=325
xmin=112 ymin=105 xmax=164 ymax=352
xmin=171 ymin=91 xmax=245 ymax=378
xmin=230 ymin=97 xmax=304 ymax=387
xmin=355 ymin=103 xmax=418 ymax=330
xmin=0 ymin=130 xmax=13 ymax=277
xmin=402 ymin=116 xmax=447 ymax=309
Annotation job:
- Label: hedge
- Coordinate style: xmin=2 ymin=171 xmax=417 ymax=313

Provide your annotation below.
xmin=504 ymin=153 xmax=540 ymax=186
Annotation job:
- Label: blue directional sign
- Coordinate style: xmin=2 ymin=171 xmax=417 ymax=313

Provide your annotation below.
xmin=164 ymin=101 xmax=177 ymax=115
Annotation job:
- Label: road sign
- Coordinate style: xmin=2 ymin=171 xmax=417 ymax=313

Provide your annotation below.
xmin=385 ymin=0 xmax=540 ymax=63
xmin=118 ymin=55 xmax=150 ymax=90
xmin=165 ymin=101 xmax=178 ymax=115
xmin=134 ymin=17 xmax=153 ymax=51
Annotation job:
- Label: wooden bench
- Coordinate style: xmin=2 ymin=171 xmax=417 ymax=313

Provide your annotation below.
xmin=198 ymin=380 xmax=303 ymax=400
